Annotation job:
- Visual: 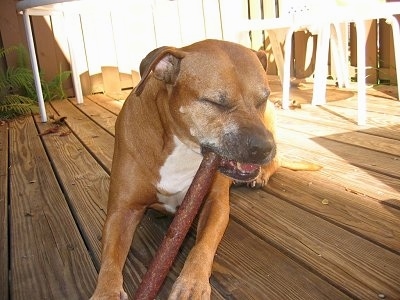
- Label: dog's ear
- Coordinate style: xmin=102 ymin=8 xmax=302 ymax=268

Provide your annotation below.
xmin=254 ymin=50 xmax=268 ymax=71
xmin=135 ymin=47 xmax=186 ymax=96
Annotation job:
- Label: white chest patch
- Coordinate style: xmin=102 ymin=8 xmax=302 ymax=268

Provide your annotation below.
xmin=156 ymin=136 xmax=202 ymax=213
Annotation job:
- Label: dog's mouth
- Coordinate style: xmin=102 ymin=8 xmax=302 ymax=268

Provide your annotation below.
xmin=218 ymin=158 xmax=261 ymax=182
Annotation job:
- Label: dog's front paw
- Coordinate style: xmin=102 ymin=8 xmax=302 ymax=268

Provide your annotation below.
xmin=246 ymin=171 xmax=271 ymax=189
xmin=246 ymin=177 xmax=266 ymax=188
xmin=168 ymin=276 xmax=211 ymax=300
xmin=90 ymin=290 xmax=128 ymax=300
xmin=246 ymin=160 xmax=279 ymax=188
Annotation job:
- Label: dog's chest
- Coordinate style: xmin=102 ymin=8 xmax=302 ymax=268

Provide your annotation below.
xmin=156 ymin=136 xmax=202 ymax=213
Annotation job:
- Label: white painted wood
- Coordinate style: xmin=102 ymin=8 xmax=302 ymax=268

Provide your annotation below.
xmin=202 ymin=0 xmax=223 ymax=40
xmin=219 ymin=0 xmax=250 ymax=46
xmin=111 ymin=1 xmax=157 ymax=74
xmin=153 ymin=0 xmax=182 ymax=47
xmin=177 ymin=0 xmax=206 ymax=45
xmin=80 ymin=11 xmax=118 ymax=75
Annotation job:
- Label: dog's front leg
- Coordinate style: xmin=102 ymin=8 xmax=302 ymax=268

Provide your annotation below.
xmin=169 ymin=174 xmax=231 ymax=300
xmin=91 ymin=157 xmax=149 ymax=300
xmin=91 ymin=207 xmax=145 ymax=300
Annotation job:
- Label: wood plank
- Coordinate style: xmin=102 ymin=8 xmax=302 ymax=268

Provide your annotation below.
xmin=231 ymin=186 xmax=400 ymax=299
xmin=101 ymin=66 xmax=121 ymax=94
xmin=274 ymin=119 xmax=400 ymax=179
xmin=213 ymin=218 xmax=351 ymax=299
xmin=68 ymin=97 xmax=117 ymax=135
xmin=86 ymin=93 xmax=124 ymax=115
xmin=50 ymin=99 xmax=115 ymax=172
xmin=276 ymin=102 xmax=400 ymax=140
xmin=0 ymin=122 xmax=9 ymax=300
xmin=106 ymin=90 xmax=131 ymax=102
xmin=266 ymin=169 xmax=400 ymax=250
xmin=31 ymin=16 xmax=59 ymax=82
xmin=278 ymin=133 xmax=400 ymax=206
xmin=329 ymin=97 xmax=400 ymax=118
xmin=34 ymin=106 xmax=127 ymax=292
xmin=0 ymin=0 xmax=26 ymax=66
xmin=8 ymin=116 xmax=98 ymax=299
xmin=276 ymin=111 xmax=400 ymax=156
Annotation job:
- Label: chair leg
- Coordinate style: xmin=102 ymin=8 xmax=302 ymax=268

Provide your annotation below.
xmin=386 ymin=16 xmax=400 ymax=101
xmin=330 ymin=23 xmax=350 ymax=88
xmin=355 ymin=20 xmax=367 ymax=125
xmin=22 ymin=11 xmax=47 ymax=123
xmin=311 ymin=24 xmax=330 ymax=106
xmin=281 ymin=27 xmax=295 ymax=110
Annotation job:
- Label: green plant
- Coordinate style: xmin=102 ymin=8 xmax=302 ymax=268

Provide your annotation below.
xmin=0 ymin=44 xmax=71 ymax=120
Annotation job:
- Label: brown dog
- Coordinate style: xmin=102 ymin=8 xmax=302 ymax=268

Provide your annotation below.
xmin=91 ymin=39 xmax=319 ymax=299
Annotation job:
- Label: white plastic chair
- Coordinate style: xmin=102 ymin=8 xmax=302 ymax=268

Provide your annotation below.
xmin=277 ymin=0 xmax=349 ymax=112
xmin=314 ymin=1 xmax=400 ymax=125
xmin=237 ymin=0 xmax=349 ymax=111
xmin=238 ymin=0 xmax=400 ymax=125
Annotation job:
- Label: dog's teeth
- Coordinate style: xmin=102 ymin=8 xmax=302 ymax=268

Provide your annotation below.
xmin=237 ymin=162 xmax=258 ymax=173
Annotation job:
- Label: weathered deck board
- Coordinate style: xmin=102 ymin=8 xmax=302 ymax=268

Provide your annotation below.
xmin=8 ymin=117 xmax=98 ymax=299
xmin=277 ymin=113 xmax=400 ymax=156
xmin=273 ymin=99 xmax=400 ymax=141
xmin=231 ymin=186 xmax=400 ymax=298
xmin=86 ymin=93 xmax=125 ymax=116
xmin=0 ymin=122 xmax=9 ymax=300
xmin=276 ymin=129 xmax=400 ymax=201
xmin=264 ymin=169 xmax=400 ymax=251
xmin=212 ymin=218 xmax=351 ymax=299
xmin=3 ymin=85 xmax=400 ymax=299
xmin=49 ymin=99 xmax=115 ymax=172
xmin=330 ymin=96 xmax=400 ymax=117
xmin=67 ymin=97 xmax=118 ymax=135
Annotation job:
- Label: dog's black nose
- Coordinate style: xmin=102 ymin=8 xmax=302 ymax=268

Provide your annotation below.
xmin=247 ymin=133 xmax=276 ymax=163
xmin=219 ymin=127 xmax=276 ymax=164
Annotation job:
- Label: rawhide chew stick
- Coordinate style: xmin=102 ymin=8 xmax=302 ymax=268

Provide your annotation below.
xmin=134 ymin=151 xmax=221 ymax=300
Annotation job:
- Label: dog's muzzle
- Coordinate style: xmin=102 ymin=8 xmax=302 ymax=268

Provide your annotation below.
xmin=202 ymin=128 xmax=276 ymax=182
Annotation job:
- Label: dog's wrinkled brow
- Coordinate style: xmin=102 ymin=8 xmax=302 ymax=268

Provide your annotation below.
xmin=199 ymin=91 xmax=228 ymax=106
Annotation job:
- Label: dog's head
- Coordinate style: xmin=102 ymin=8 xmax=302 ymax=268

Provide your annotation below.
xmin=135 ymin=39 xmax=276 ymax=182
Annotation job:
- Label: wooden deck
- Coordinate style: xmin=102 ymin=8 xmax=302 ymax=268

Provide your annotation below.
xmin=1 ymin=79 xmax=400 ymax=299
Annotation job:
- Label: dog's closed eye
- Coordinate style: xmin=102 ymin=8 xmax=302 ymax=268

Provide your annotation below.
xmin=199 ymin=95 xmax=231 ymax=110
xmin=255 ymin=88 xmax=271 ymax=108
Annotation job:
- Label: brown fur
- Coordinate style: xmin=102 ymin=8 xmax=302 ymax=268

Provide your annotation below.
xmin=91 ymin=39 xmax=319 ymax=300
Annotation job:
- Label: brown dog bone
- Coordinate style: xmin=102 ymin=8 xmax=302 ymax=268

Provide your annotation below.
xmin=133 ymin=151 xmax=221 ymax=300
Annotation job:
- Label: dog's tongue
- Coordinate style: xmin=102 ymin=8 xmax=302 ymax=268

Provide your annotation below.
xmin=237 ymin=162 xmax=259 ymax=173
